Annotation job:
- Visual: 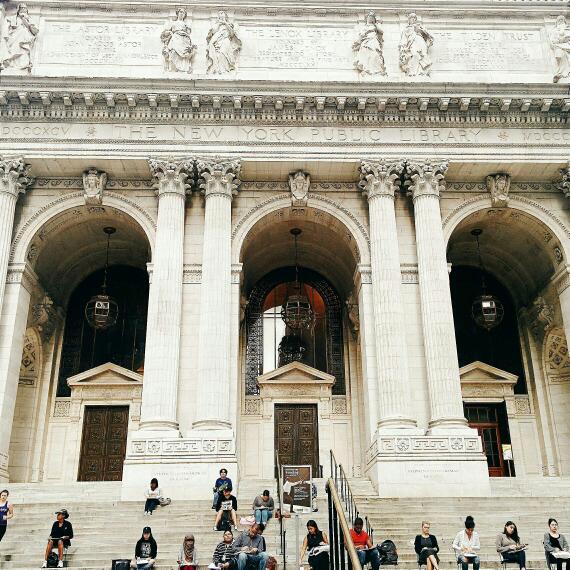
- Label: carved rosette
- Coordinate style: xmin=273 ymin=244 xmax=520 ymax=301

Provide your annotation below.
xmin=197 ymin=157 xmax=241 ymax=200
xmin=148 ymin=158 xmax=194 ymax=198
xmin=359 ymin=159 xmax=404 ymax=200
xmin=406 ymin=160 xmax=448 ymax=200
xmin=0 ymin=157 xmax=33 ymax=198
xmin=559 ymin=165 xmax=570 ymax=198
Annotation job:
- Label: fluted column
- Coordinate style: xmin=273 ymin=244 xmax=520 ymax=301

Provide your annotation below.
xmin=359 ymin=160 xmax=417 ymax=430
xmin=0 ymin=158 xmax=32 ymax=320
xmin=408 ymin=161 xmax=468 ymax=432
xmin=193 ymin=158 xmax=241 ymax=431
xmin=139 ymin=158 xmax=193 ymax=433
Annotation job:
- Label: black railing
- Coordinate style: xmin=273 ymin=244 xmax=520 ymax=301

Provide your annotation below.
xmin=274 ymin=450 xmax=286 ymax=570
xmin=329 ymin=450 xmax=374 ymax=541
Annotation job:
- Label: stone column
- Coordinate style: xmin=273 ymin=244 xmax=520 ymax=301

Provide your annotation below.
xmin=0 ymin=158 xmax=33 ymax=320
xmin=192 ymin=158 xmax=241 ymax=431
xmin=408 ymin=161 xmax=468 ymax=432
xmin=139 ymin=158 xmax=193 ymax=433
xmin=359 ymin=160 xmax=417 ymax=430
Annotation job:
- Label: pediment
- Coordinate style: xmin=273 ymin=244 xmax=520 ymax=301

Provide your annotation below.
xmin=459 ymin=361 xmax=518 ymax=386
xmin=67 ymin=362 xmax=143 ymax=388
xmin=258 ymin=361 xmax=335 ymax=386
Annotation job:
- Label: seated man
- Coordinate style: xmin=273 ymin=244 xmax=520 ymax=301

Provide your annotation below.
xmin=233 ymin=524 xmax=269 ymax=570
xmin=43 ymin=509 xmax=74 ymax=568
xmin=213 ymin=469 xmax=233 ymax=510
xmin=214 ymin=488 xmax=238 ymax=531
xmin=350 ymin=517 xmax=380 ymax=570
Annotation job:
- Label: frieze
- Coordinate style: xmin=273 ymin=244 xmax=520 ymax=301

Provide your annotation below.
xmin=130 ymin=437 xmax=235 ymax=457
xmin=53 ymin=399 xmax=71 ymax=418
xmin=514 ymin=396 xmax=532 ymax=415
xmin=32 ymin=177 xmax=155 ymax=191
xmin=332 ymin=397 xmax=348 ymax=415
xmin=183 ymin=264 xmax=202 ymax=284
xmin=401 ymin=263 xmax=419 ymax=284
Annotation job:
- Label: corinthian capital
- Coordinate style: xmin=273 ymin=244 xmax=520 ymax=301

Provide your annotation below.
xmin=0 ymin=156 xmax=33 ymax=198
xmin=148 ymin=158 xmax=194 ymax=198
xmin=359 ymin=160 xmax=404 ymax=200
xmin=196 ymin=157 xmax=241 ymax=199
xmin=406 ymin=160 xmax=448 ymax=200
xmin=559 ymin=163 xmax=570 ymax=198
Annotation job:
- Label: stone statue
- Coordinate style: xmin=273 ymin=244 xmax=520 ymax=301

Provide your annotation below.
xmin=485 ymin=173 xmax=511 ymax=208
xmin=0 ymin=4 xmax=39 ymax=73
xmin=398 ymin=13 xmax=433 ymax=77
xmin=549 ymin=15 xmax=570 ymax=83
xmin=82 ymin=168 xmax=107 ymax=205
xmin=353 ymin=11 xmax=386 ymax=76
xmin=161 ymin=8 xmax=197 ymax=73
xmin=206 ymin=11 xmax=242 ymax=74
xmin=289 ymin=170 xmax=310 ymax=208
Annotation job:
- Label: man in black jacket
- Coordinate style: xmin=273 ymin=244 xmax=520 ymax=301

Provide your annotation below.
xmin=43 ymin=509 xmax=73 ymax=568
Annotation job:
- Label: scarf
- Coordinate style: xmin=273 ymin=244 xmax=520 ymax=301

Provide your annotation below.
xmin=183 ymin=533 xmax=195 ymax=562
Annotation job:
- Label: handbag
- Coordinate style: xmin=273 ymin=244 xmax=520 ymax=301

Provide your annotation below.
xmin=159 ymin=497 xmax=171 ymax=506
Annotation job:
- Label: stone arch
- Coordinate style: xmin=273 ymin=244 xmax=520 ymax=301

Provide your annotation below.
xmin=10 ymin=191 xmax=156 ymax=265
xmin=232 ymin=193 xmax=371 ymax=266
xmin=19 ymin=327 xmax=42 ymax=386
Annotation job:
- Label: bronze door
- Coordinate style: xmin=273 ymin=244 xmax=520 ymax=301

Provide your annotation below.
xmin=275 ymin=404 xmax=319 ymax=474
xmin=78 ymin=406 xmax=129 ymax=481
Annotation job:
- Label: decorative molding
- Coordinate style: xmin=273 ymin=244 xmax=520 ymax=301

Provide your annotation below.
xmin=6 ymin=262 xmax=40 ymax=293
xmin=243 ymin=397 xmax=262 ymax=416
xmin=33 ymin=178 xmax=155 ymax=190
xmin=53 ymin=399 xmax=71 ymax=418
xmin=559 ymin=165 xmax=570 ymax=198
xmin=358 ymin=264 xmax=373 ymax=284
xmin=129 ymin=436 xmax=235 ymax=457
xmin=231 ymin=263 xmax=243 ymax=284
xmin=332 ymin=397 xmax=348 ymax=415
xmin=401 ymin=263 xmax=419 ymax=284
xmin=514 ymin=396 xmax=532 ymax=415
xmin=183 ymin=264 xmax=202 ymax=284
xmin=543 ymin=326 xmax=570 ymax=383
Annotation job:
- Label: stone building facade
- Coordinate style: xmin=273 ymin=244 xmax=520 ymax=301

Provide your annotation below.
xmin=0 ymin=0 xmax=569 ymax=499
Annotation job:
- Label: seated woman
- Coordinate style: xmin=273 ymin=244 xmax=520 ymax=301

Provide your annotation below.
xmin=178 ymin=533 xmax=197 ymax=570
xmin=212 ymin=530 xmax=239 ymax=569
xmin=496 ymin=521 xmax=527 ymax=570
xmin=43 ymin=509 xmax=73 ymax=569
xmin=144 ymin=478 xmax=162 ymax=516
xmin=299 ymin=519 xmax=329 ymax=570
xmin=453 ymin=516 xmax=480 ymax=570
xmin=132 ymin=526 xmax=157 ymax=570
xmin=544 ymin=518 xmax=570 ymax=570
xmin=252 ymin=490 xmax=274 ymax=525
xmin=414 ymin=521 xmax=440 ymax=570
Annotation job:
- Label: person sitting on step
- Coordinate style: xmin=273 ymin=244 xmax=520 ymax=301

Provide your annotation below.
xmin=213 ymin=468 xmax=233 ymax=510
xmin=0 ymin=489 xmax=14 ymax=543
xmin=300 ymin=519 xmax=329 ymax=570
xmin=415 ymin=521 xmax=439 ymax=570
xmin=252 ymin=490 xmax=274 ymax=525
xmin=544 ymin=518 xmax=570 ymax=570
xmin=42 ymin=509 xmax=73 ymax=568
xmin=453 ymin=516 xmax=480 ymax=570
xmin=496 ymin=520 xmax=527 ymax=570
xmin=214 ymin=487 xmax=238 ymax=531
xmin=144 ymin=478 xmax=162 ymax=515
xmin=212 ymin=529 xmax=239 ymax=569
xmin=132 ymin=526 xmax=157 ymax=570
xmin=178 ymin=532 xmax=198 ymax=570
xmin=233 ymin=523 xmax=269 ymax=570
xmin=350 ymin=517 xmax=381 ymax=570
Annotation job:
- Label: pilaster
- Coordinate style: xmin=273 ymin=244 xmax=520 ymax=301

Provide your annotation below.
xmin=552 ymin=263 xmax=570 ymax=345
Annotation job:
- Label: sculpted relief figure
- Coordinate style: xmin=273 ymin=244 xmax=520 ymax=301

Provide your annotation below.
xmin=485 ymin=173 xmax=511 ymax=208
xmin=0 ymin=4 xmax=39 ymax=73
xmin=549 ymin=15 xmax=570 ymax=83
xmin=83 ymin=168 xmax=107 ymax=206
xmin=399 ymin=13 xmax=433 ymax=77
xmin=206 ymin=11 xmax=242 ymax=74
xmin=289 ymin=170 xmax=310 ymax=208
xmin=353 ymin=11 xmax=386 ymax=76
xmin=161 ymin=8 xmax=197 ymax=73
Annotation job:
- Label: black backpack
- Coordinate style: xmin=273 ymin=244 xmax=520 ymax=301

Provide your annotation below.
xmin=46 ymin=552 xmax=60 ymax=568
xmin=378 ymin=540 xmax=398 ymax=565
xmin=217 ymin=517 xmax=232 ymax=532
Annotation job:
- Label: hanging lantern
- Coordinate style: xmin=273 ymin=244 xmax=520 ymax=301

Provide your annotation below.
xmin=470 ymin=228 xmax=504 ymax=331
xmin=281 ymin=228 xmax=314 ymax=330
xmin=278 ymin=334 xmax=307 ymax=366
xmin=85 ymin=227 xmax=119 ymax=331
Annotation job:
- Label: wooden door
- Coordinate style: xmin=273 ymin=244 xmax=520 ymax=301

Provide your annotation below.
xmin=475 ymin=424 xmax=504 ymax=477
xmin=274 ymin=404 xmax=319 ymax=474
xmin=78 ymin=406 xmax=129 ymax=481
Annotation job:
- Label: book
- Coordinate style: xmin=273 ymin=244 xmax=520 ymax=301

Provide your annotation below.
xmin=552 ymin=552 xmax=570 ymax=559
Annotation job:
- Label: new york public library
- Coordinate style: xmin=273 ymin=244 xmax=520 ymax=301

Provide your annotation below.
xmin=1 ymin=0 xmax=570 ymax=568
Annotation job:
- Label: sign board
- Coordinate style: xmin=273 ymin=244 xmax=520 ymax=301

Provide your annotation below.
xmin=502 ymin=444 xmax=513 ymax=461
xmin=282 ymin=465 xmax=312 ymax=513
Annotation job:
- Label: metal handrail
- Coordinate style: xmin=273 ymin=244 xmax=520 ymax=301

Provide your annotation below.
xmin=274 ymin=450 xmax=286 ymax=570
xmin=327 ymin=477 xmax=363 ymax=570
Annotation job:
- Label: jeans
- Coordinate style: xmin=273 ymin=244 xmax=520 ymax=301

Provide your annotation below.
xmin=458 ymin=555 xmax=480 ymax=570
xmin=502 ymin=550 xmax=526 ymax=569
xmin=144 ymin=498 xmax=159 ymax=513
xmin=254 ymin=509 xmax=272 ymax=525
xmin=357 ymin=548 xmax=381 ymax=570
xmin=236 ymin=551 xmax=269 ymax=570
xmin=213 ymin=492 xmax=219 ymax=509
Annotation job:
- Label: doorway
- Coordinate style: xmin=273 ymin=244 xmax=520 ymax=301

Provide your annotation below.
xmin=78 ymin=406 xmax=129 ymax=481
xmin=274 ymin=404 xmax=319 ymax=474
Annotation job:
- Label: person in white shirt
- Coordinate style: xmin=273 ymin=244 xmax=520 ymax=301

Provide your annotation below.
xmin=453 ymin=516 xmax=480 ymax=570
xmin=144 ymin=478 xmax=162 ymax=515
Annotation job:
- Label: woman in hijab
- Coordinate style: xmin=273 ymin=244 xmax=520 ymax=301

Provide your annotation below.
xmin=134 ymin=526 xmax=157 ymax=569
xmin=178 ymin=533 xmax=198 ymax=570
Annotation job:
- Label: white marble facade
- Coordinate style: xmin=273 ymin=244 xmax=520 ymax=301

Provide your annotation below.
xmin=0 ymin=0 xmax=569 ymax=499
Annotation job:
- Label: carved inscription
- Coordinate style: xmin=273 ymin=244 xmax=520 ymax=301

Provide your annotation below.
xmin=41 ymin=22 xmax=162 ymax=67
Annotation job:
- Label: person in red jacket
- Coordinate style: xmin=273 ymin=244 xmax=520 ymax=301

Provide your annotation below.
xmin=350 ymin=517 xmax=380 ymax=570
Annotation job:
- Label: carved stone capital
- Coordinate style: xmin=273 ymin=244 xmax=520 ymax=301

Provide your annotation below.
xmin=359 ymin=159 xmax=404 ymax=200
xmin=529 ymin=295 xmax=555 ymax=340
xmin=486 ymin=173 xmax=511 ymax=207
xmin=197 ymin=157 xmax=241 ymax=200
xmin=552 ymin=264 xmax=570 ymax=295
xmin=148 ymin=158 xmax=194 ymax=198
xmin=406 ymin=160 xmax=448 ymax=200
xmin=0 ymin=156 xmax=33 ymax=198
xmin=559 ymin=165 xmax=570 ymax=198
xmin=289 ymin=170 xmax=310 ymax=208
xmin=82 ymin=168 xmax=107 ymax=205
xmin=31 ymin=294 xmax=59 ymax=342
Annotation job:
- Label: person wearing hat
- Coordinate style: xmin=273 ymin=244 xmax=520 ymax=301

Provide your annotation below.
xmin=43 ymin=509 xmax=73 ymax=568
xmin=133 ymin=526 xmax=158 ymax=569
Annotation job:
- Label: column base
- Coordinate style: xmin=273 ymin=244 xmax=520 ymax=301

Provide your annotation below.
xmin=192 ymin=419 xmax=233 ymax=431
xmin=427 ymin=417 xmax=476 ymax=435
xmin=365 ymin=432 xmax=490 ymax=497
xmin=377 ymin=418 xmax=422 ymax=433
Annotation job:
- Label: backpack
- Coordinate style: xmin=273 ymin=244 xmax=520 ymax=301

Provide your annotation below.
xmin=378 ymin=540 xmax=398 ymax=565
xmin=46 ymin=552 xmax=60 ymax=568
xmin=217 ymin=517 xmax=232 ymax=532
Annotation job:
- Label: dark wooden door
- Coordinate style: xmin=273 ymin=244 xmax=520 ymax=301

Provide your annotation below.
xmin=475 ymin=424 xmax=504 ymax=477
xmin=275 ymin=404 xmax=319 ymax=474
xmin=78 ymin=406 xmax=129 ymax=481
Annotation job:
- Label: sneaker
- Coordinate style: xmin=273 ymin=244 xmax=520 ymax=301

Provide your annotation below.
xmin=213 ymin=526 xmax=218 ymax=531
xmin=58 ymin=562 xmax=64 ymax=568
xmin=41 ymin=562 xmax=47 ymax=569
